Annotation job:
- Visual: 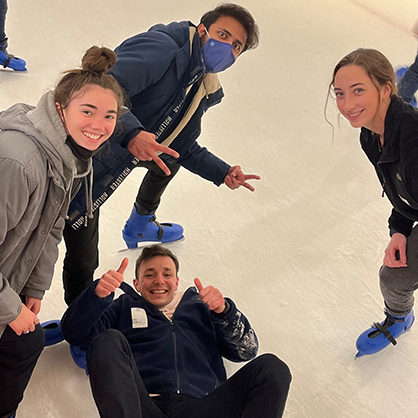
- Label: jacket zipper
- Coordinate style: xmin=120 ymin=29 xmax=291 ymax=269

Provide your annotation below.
xmin=169 ymin=319 xmax=181 ymax=393
xmin=378 ymin=163 xmax=386 ymax=198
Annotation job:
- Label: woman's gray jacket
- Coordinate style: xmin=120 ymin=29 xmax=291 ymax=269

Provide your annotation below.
xmin=0 ymin=91 xmax=91 ymax=338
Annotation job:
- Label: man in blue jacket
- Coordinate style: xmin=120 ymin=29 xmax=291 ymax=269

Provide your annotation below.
xmin=62 ymin=3 xmax=261 ymax=305
xmin=62 ymin=245 xmax=291 ymax=418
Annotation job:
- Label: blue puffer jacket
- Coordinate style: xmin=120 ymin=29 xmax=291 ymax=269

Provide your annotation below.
xmin=61 ymin=281 xmax=258 ymax=399
xmin=67 ymin=21 xmax=231 ymax=228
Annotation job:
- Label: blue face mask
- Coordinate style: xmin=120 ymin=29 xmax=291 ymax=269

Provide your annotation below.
xmin=201 ymin=29 xmax=236 ymax=73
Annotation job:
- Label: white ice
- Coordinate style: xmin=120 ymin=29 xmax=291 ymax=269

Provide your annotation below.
xmin=1 ymin=0 xmax=418 ymax=417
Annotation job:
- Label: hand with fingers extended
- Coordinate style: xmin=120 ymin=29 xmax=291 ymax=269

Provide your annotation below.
xmin=194 ymin=278 xmax=226 ymax=314
xmin=224 ymin=165 xmax=260 ymax=192
xmin=95 ymin=258 xmax=129 ymax=299
xmin=9 ymin=303 xmax=40 ymax=336
xmin=127 ymin=130 xmax=180 ymax=176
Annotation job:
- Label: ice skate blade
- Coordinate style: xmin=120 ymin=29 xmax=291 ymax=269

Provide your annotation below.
xmin=0 ymin=66 xmax=27 ymax=72
xmin=118 ymin=236 xmax=185 ymax=253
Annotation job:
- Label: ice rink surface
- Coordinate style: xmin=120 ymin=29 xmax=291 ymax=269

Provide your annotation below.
xmin=1 ymin=0 xmax=418 ymax=417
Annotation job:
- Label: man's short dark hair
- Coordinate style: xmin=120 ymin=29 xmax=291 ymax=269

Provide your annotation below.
xmin=200 ymin=3 xmax=259 ymax=53
xmin=135 ymin=245 xmax=180 ymax=279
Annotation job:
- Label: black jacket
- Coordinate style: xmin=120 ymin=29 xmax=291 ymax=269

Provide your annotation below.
xmin=360 ymin=95 xmax=418 ymax=236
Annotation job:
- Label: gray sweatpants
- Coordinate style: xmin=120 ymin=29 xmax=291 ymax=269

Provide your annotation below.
xmin=380 ymin=225 xmax=418 ymax=317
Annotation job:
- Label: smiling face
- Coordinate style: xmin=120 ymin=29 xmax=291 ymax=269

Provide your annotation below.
xmin=133 ymin=255 xmax=179 ymax=309
xmin=333 ymin=64 xmax=391 ymax=134
xmin=198 ymin=15 xmax=248 ymax=59
xmin=59 ymin=84 xmax=118 ymax=150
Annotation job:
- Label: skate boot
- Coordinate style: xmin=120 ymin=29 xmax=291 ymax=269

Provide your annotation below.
xmin=395 ymin=66 xmax=417 ymax=107
xmin=0 ymin=44 xmax=27 ymax=71
xmin=70 ymin=345 xmax=88 ymax=375
xmin=355 ymin=310 xmax=414 ymax=358
xmin=122 ymin=206 xmax=184 ymax=249
xmin=395 ymin=65 xmax=408 ymax=81
xmin=41 ymin=319 xmax=64 ymax=347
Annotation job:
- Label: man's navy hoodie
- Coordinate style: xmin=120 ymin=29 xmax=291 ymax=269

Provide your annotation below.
xmin=61 ymin=281 xmax=258 ymax=399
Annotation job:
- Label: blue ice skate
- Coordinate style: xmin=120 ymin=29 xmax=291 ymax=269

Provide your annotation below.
xmin=355 ymin=310 xmax=414 ymax=358
xmin=122 ymin=206 xmax=184 ymax=249
xmin=41 ymin=319 xmax=64 ymax=347
xmin=395 ymin=66 xmax=417 ymax=107
xmin=0 ymin=44 xmax=27 ymax=71
xmin=395 ymin=66 xmax=408 ymax=80
xmin=70 ymin=345 xmax=88 ymax=375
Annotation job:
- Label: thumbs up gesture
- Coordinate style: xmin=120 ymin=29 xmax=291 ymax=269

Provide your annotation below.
xmin=95 ymin=258 xmax=129 ymax=299
xmin=194 ymin=278 xmax=226 ymax=314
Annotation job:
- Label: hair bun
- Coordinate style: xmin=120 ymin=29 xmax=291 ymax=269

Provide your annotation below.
xmin=81 ymin=46 xmax=117 ymax=74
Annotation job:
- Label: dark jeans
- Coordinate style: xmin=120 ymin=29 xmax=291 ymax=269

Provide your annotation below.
xmin=397 ymin=52 xmax=418 ymax=104
xmin=0 ymin=324 xmax=45 ymax=418
xmin=87 ymin=330 xmax=291 ymax=418
xmin=0 ymin=0 xmax=7 ymax=46
xmin=62 ymin=160 xmax=181 ymax=305
xmin=380 ymin=225 xmax=418 ymax=317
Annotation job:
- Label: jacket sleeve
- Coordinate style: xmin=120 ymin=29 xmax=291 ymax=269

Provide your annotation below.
xmin=0 ymin=271 xmax=21 ymax=326
xmin=388 ymin=208 xmax=415 ymax=237
xmin=61 ymin=280 xmax=121 ymax=350
xmin=388 ymin=118 xmax=418 ymax=237
xmin=0 ymin=158 xmax=31 ymax=325
xmin=210 ymin=298 xmax=259 ymax=362
xmin=388 ymin=108 xmax=418 ymax=236
xmin=109 ymin=31 xmax=181 ymax=100
xmin=21 ymin=216 xmax=65 ymax=300
xmin=117 ymin=111 xmax=144 ymax=149
xmin=108 ymin=32 xmax=182 ymax=148
xmin=177 ymin=141 xmax=231 ymax=186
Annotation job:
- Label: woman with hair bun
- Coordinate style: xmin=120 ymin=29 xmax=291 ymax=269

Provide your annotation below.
xmin=330 ymin=48 xmax=418 ymax=358
xmin=0 ymin=45 xmax=124 ymax=418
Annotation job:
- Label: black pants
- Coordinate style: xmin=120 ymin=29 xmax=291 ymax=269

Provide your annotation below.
xmin=0 ymin=324 xmax=45 ymax=418
xmin=62 ymin=160 xmax=181 ymax=305
xmin=0 ymin=0 xmax=7 ymax=46
xmin=134 ymin=159 xmax=181 ymax=215
xmin=87 ymin=330 xmax=291 ymax=418
xmin=62 ymin=208 xmax=100 ymax=306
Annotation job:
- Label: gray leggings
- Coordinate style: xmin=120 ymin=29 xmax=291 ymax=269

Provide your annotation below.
xmin=380 ymin=225 xmax=418 ymax=316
